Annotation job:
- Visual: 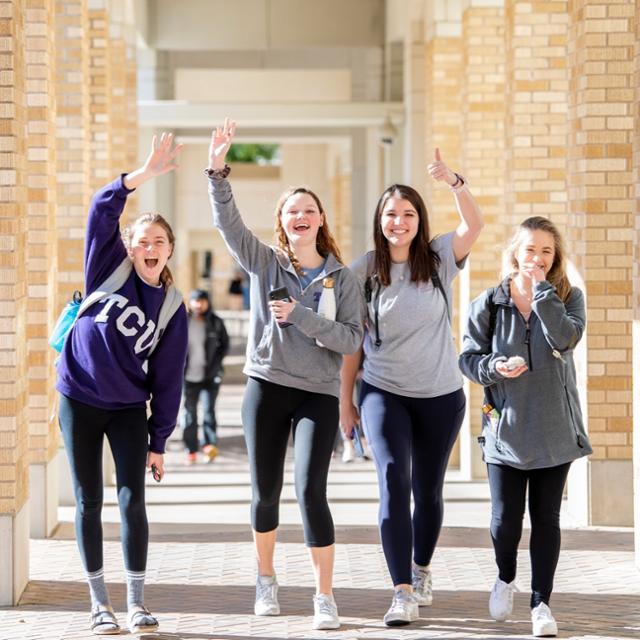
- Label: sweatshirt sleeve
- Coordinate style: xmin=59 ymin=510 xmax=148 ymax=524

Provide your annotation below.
xmin=531 ymin=282 xmax=585 ymax=352
xmin=287 ymin=267 xmax=365 ymax=355
xmin=458 ymin=290 xmax=508 ymax=386
xmin=208 ymin=177 xmax=274 ymax=274
xmin=84 ymin=175 xmax=134 ymax=293
xmin=146 ymin=303 xmax=189 ymax=453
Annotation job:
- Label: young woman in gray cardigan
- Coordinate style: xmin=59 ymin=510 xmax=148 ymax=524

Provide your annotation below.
xmin=206 ymin=119 xmax=363 ymax=631
xmin=459 ymin=216 xmax=592 ymax=638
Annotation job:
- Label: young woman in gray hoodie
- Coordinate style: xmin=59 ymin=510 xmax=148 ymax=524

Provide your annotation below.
xmin=459 ymin=216 xmax=592 ymax=638
xmin=206 ymin=119 xmax=364 ymax=631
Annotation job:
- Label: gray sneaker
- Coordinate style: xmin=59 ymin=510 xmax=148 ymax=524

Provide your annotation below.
xmin=383 ymin=589 xmax=419 ymax=626
xmin=312 ymin=593 xmax=340 ymax=630
xmin=254 ymin=575 xmax=280 ymax=616
xmin=412 ymin=563 xmax=433 ymax=606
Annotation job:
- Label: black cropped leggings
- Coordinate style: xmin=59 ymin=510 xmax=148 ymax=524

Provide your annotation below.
xmin=487 ymin=461 xmax=571 ymax=608
xmin=242 ymin=377 xmax=338 ymax=547
xmin=58 ymin=394 xmax=149 ymax=573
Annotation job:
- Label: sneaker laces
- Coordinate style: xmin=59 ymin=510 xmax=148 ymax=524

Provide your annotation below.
xmin=389 ymin=589 xmax=415 ymax=612
xmin=412 ymin=566 xmax=432 ymax=593
xmin=256 ymin=578 xmax=276 ymax=603
xmin=314 ymin=594 xmax=336 ymax=617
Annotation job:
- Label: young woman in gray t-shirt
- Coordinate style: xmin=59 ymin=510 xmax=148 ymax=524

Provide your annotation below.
xmin=340 ymin=150 xmax=484 ymax=626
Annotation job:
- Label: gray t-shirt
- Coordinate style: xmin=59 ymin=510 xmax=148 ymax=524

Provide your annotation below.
xmin=351 ymin=232 xmax=465 ymax=398
xmin=185 ymin=316 xmax=206 ymax=383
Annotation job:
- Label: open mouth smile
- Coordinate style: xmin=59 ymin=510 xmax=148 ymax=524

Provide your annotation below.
xmin=144 ymin=258 xmax=159 ymax=268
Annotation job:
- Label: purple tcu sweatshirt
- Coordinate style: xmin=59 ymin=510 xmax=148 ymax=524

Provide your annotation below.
xmin=56 ymin=175 xmax=188 ymax=453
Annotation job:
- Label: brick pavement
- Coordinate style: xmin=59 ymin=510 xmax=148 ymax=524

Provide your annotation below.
xmin=1 ymin=384 xmax=639 ymax=639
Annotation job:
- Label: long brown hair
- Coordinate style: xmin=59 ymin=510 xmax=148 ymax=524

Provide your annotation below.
xmin=123 ymin=212 xmax=175 ymax=287
xmin=503 ymin=216 xmax=571 ymax=302
xmin=373 ymin=184 xmax=440 ymax=286
xmin=274 ymin=187 xmax=343 ymax=273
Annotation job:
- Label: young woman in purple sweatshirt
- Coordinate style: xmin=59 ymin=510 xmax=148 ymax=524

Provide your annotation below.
xmin=56 ymin=133 xmax=188 ymax=635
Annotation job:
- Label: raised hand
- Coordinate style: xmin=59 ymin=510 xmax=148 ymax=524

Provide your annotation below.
xmin=123 ymin=132 xmax=182 ymax=190
xmin=427 ymin=148 xmax=457 ymax=186
xmin=143 ymin=132 xmax=182 ymax=177
xmin=209 ymin=118 xmax=236 ymax=170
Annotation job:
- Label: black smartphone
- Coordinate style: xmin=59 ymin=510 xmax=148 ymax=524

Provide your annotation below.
xmin=150 ymin=463 xmax=161 ymax=483
xmin=268 ymin=286 xmax=292 ymax=327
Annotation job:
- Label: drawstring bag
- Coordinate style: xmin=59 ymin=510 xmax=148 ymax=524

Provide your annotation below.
xmin=49 ymin=291 xmax=83 ymax=353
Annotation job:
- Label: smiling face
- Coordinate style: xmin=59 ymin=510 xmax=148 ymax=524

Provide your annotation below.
xmin=128 ymin=222 xmax=173 ymax=286
xmin=279 ymin=192 xmax=324 ymax=248
xmin=514 ymin=228 xmax=556 ymax=277
xmin=379 ymin=196 xmax=420 ymax=261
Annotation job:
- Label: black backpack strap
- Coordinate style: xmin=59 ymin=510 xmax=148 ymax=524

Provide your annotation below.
xmin=431 ymin=270 xmax=451 ymax=325
xmin=487 ymin=287 xmax=498 ymax=341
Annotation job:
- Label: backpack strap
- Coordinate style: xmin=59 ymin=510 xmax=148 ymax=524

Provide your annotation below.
xmin=486 ymin=286 xmax=498 ymax=342
xmin=147 ymin=284 xmax=184 ymax=357
xmin=76 ymin=257 xmax=133 ymax=319
xmin=430 ymin=270 xmax=451 ymax=325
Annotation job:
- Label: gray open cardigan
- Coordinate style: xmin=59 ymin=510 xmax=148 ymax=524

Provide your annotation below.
xmin=459 ymin=277 xmax=592 ymax=470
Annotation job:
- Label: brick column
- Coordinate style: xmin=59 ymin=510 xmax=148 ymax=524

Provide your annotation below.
xmin=25 ymin=0 xmax=59 ymax=538
xmin=632 ymin=0 xmax=640 ymax=565
xmin=88 ymin=0 xmax=112 ymax=190
xmin=567 ymin=0 xmax=635 ymax=525
xmin=505 ymin=0 xmax=569 ymax=231
xmin=460 ymin=0 xmax=506 ymax=478
xmin=424 ymin=5 xmax=466 ymax=469
xmin=0 ymin=0 xmax=30 ymax=606
xmin=55 ymin=0 xmax=91 ymax=505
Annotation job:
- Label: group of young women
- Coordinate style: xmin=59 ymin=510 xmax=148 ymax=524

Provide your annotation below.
xmin=57 ymin=122 xmax=592 ymax=638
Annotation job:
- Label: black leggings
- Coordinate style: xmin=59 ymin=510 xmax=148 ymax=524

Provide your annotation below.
xmin=487 ymin=462 xmax=571 ymax=608
xmin=242 ymin=377 xmax=338 ymax=547
xmin=58 ymin=394 xmax=149 ymax=573
xmin=360 ymin=382 xmax=466 ymax=585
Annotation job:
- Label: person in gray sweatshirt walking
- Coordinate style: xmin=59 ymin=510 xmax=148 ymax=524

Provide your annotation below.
xmin=206 ymin=119 xmax=364 ymax=631
xmin=459 ymin=216 xmax=592 ymax=638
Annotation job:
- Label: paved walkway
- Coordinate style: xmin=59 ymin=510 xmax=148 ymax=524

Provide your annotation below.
xmin=2 ymin=383 xmax=639 ymax=639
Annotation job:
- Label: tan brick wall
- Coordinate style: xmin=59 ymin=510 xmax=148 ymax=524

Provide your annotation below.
xmin=0 ymin=0 xmax=29 ymax=513
xmin=425 ymin=35 xmax=463 ymax=466
xmin=55 ymin=0 xmax=91 ymax=303
xmin=505 ymin=0 xmax=570 ymax=232
xmin=88 ymin=4 xmax=113 ymax=191
xmin=567 ymin=0 xmax=635 ymax=461
xmin=461 ymin=5 xmax=507 ymax=473
xmin=25 ymin=0 xmax=58 ymax=464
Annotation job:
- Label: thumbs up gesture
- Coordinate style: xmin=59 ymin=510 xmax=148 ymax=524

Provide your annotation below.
xmin=427 ymin=148 xmax=458 ymax=186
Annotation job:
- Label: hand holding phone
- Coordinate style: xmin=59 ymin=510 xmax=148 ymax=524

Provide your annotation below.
xmin=268 ymin=286 xmax=292 ymax=327
xmin=351 ymin=424 xmax=365 ymax=458
xmin=504 ymin=355 xmax=526 ymax=371
xmin=151 ymin=463 xmax=162 ymax=483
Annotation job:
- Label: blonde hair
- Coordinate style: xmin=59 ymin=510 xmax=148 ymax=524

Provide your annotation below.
xmin=503 ymin=216 xmax=571 ymax=302
xmin=123 ymin=213 xmax=175 ymax=287
xmin=274 ymin=187 xmax=343 ymax=273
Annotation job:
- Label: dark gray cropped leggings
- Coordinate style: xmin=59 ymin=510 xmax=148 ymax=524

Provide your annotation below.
xmin=242 ymin=377 xmax=338 ymax=547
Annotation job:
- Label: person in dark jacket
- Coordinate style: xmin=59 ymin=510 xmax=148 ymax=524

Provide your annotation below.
xmin=182 ymin=289 xmax=230 ymax=464
xmin=459 ymin=216 xmax=592 ymax=638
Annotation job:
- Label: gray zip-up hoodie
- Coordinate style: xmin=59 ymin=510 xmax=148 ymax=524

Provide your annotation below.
xmin=459 ymin=277 xmax=592 ymax=470
xmin=208 ymin=177 xmax=364 ymax=398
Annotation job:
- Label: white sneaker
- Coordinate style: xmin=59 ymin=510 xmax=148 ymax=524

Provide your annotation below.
xmin=342 ymin=441 xmax=355 ymax=463
xmin=531 ymin=602 xmax=558 ymax=637
xmin=489 ymin=576 xmax=516 ymax=621
xmin=383 ymin=589 xmax=419 ymax=626
xmin=412 ymin=563 xmax=432 ymax=606
xmin=254 ymin=575 xmax=280 ymax=616
xmin=312 ymin=593 xmax=340 ymax=630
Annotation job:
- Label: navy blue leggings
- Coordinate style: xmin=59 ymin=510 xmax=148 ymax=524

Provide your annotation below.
xmin=487 ymin=461 xmax=571 ymax=608
xmin=360 ymin=381 xmax=465 ymax=585
xmin=242 ymin=377 xmax=338 ymax=547
xmin=58 ymin=394 xmax=149 ymax=573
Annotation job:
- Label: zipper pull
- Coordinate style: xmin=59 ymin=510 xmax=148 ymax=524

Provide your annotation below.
xmin=552 ymin=349 xmax=563 ymax=360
